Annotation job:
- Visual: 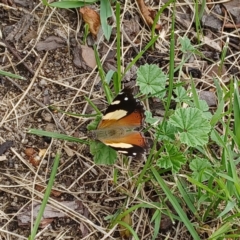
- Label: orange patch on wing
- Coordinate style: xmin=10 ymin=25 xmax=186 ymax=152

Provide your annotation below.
xmin=98 ymin=110 xmax=143 ymax=129
xmin=102 ymin=132 xmax=147 ymax=148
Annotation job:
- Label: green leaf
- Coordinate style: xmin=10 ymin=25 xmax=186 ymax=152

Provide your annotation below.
xmin=100 ymin=0 xmax=112 ymax=41
xmin=151 ymin=167 xmax=201 ymax=240
xmin=179 ymin=36 xmax=196 ymax=53
xmin=106 ymin=70 xmax=115 ymax=84
xmin=0 ymin=70 xmax=26 ymax=80
xmin=198 ymin=99 xmax=209 ymax=112
xmin=173 ymin=85 xmax=191 ymax=103
xmin=151 ymin=210 xmax=161 ymax=240
xmin=217 ymin=201 xmax=236 ymax=218
xmin=169 ymin=107 xmax=211 ymax=147
xmin=157 ymin=143 xmax=186 ymax=173
xmin=29 ymin=152 xmax=61 ymax=240
xmin=49 ymin=0 xmax=97 ymax=8
xmin=233 ymin=79 xmax=240 ymax=148
xmin=87 ymin=115 xmax=102 ymax=130
xmin=210 ymin=129 xmax=225 ymax=148
xmin=157 ymin=122 xmax=176 ymax=141
xmin=41 ymin=0 xmax=48 ymax=5
xmin=137 ymin=64 xmax=167 ymax=97
xmin=90 ymin=141 xmax=117 ymax=164
xmin=145 ymin=110 xmax=158 ymax=125
xmin=189 ymin=158 xmax=212 ymax=182
xmin=198 ymin=100 xmax=212 ymax=119
xmin=29 ymin=129 xmax=88 ymax=144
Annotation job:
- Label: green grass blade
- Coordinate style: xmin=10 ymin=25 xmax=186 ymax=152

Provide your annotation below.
xmin=94 ymin=45 xmax=113 ymax=102
xmin=151 ymin=168 xmax=201 ymax=240
xmin=233 ymin=79 xmax=240 ymax=148
xmin=191 ymin=79 xmax=200 ymax=109
xmin=0 ymin=70 xmax=26 ymax=80
xmin=187 ymin=176 xmax=226 ymax=200
xmin=176 ymin=177 xmax=198 ymax=217
xmin=123 ymin=36 xmax=158 ymax=76
xmin=49 ymin=105 xmax=98 ymax=118
xmin=208 ymin=222 xmax=231 ymax=239
xmin=151 ymin=0 xmax=175 ymax=40
xmin=48 ymin=1 xmax=97 ymax=8
xmin=100 ymin=0 xmax=112 ymax=41
xmin=28 ymin=129 xmax=89 ymax=144
xmin=41 ymin=0 xmax=48 ymax=5
xmin=219 ymin=38 xmax=229 ymax=75
xmin=118 ymin=221 xmax=139 ymax=240
xmin=163 ymin=0 xmax=175 ymax=123
xmin=28 ymin=152 xmax=61 ymax=240
xmin=115 ymin=1 xmax=121 ymax=93
xmin=84 ymin=96 xmax=102 ymax=115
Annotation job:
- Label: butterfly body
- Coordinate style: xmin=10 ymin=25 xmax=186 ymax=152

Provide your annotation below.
xmin=93 ymin=88 xmax=148 ymax=159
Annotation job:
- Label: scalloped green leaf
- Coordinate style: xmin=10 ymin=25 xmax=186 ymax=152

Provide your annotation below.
xmin=173 ymin=85 xmax=191 ymax=103
xmin=87 ymin=115 xmax=102 ymax=131
xmin=189 ymin=158 xmax=212 ymax=182
xmin=179 ymin=36 xmax=196 ymax=53
xmin=157 ymin=143 xmax=186 ymax=173
xmin=90 ymin=141 xmax=117 ymax=164
xmin=137 ymin=64 xmax=167 ymax=97
xmin=157 ymin=122 xmax=177 ymax=142
xmin=145 ymin=110 xmax=159 ymax=125
xmin=169 ymin=107 xmax=211 ymax=147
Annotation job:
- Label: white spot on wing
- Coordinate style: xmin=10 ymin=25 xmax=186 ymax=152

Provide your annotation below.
xmin=133 ymin=152 xmax=137 ymax=156
xmin=118 ymin=150 xmax=128 ymax=154
xmin=124 ymin=97 xmax=128 ymax=101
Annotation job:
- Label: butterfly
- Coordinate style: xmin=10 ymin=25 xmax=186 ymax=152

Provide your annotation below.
xmin=92 ymin=88 xmax=149 ymax=159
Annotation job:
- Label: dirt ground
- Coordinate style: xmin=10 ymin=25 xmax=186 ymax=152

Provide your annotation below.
xmin=0 ymin=0 xmax=240 ymax=239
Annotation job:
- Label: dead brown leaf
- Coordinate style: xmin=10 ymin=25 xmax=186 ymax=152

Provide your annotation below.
xmin=192 ymin=32 xmax=221 ymax=52
xmin=79 ymin=7 xmax=100 ymax=39
xmin=81 ymin=45 xmax=97 ymax=69
xmin=36 ymin=36 xmax=66 ymax=51
xmin=4 ymin=14 xmax=34 ymax=42
xmin=119 ymin=213 xmax=132 ymax=238
xmin=17 ymin=200 xmax=85 ymax=227
xmin=123 ymin=19 xmax=140 ymax=41
xmin=35 ymin=184 xmax=62 ymax=197
xmin=136 ymin=0 xmax=162 ymax=31
xmin=25 ymin=147 xmax=42 ymax=167
xmin=25 ymin=147 xmax=36 ymax=157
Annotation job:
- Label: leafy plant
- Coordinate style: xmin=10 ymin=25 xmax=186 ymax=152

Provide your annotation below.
xmin=29 ymin=1 xmax=240 ymax=239
xmin=42 ymin=0 xmax=112 ymax=40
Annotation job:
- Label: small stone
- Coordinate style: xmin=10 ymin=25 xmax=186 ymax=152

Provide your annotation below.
xmin=21 ymin=139 xmax=28 ymax=144
xmin=39 ymin=79 xmax=48 ymax=87
xmin=42 ymin=112 xmax=52 ymax=122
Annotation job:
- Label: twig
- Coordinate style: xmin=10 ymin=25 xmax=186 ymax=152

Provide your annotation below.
xmin=1 ymin=52 xmax=65 ymax=133
xmin=2 ymin=40 xmax=35 ymax=75
xmin=3 ymin=76 xmax=66 ymax=133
